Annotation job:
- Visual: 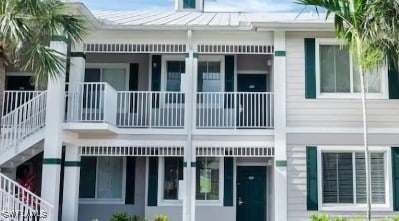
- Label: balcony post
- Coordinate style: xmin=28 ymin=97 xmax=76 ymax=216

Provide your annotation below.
xmin=183 ymin=50 xmax=195 ymax=221
xmin=68 ymin=50 xmax=86 ymax=121
xmin=273 ymin=31 xmax=287 ymax=221
xmin=61 ymin=144 xmax=81 ymax=221
xmin=41 ymin=35 xmax=68 ymax=221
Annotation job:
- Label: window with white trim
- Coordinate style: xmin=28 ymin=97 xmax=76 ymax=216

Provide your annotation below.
xmin=198 ymin=61 xmax=222 ymax=92
xmin=196 ymin=157 xmax=221 ymax=200
xmin=162 ymin=157 xmax=183 ymax=200
xmin=321 ymin=152 xmax=386 ymax=205
xmin=79 ymin=157 xmax=124 ymax=201
xmin=316 ymin=39 xmax=387 ymax=97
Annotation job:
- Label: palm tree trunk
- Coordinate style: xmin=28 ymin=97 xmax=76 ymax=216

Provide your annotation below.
xmin=357 ymin=39 xmax=372 ymax=221
xmin=0 ymin=58 xmax=5 ymax=129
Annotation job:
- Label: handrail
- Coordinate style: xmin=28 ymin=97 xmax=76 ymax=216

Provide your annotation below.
xmin=0 ymin=91 xmax=47 ymax=150
xmin=2 ymin=91 xmax=43 ymax=116
xmin=0 ymin=172 xmax=53 ymax=220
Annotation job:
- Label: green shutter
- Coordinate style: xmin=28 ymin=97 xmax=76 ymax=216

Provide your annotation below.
xmin=79 ymin=157 xmax=97 ymax=198
xmin=125 ymin=157 xmax=136 ymax=205
xmin=151 ymin=55 xmax=161 ymax=108
xmin=151 ymin=55 xmax=162 ymax=91
xmin=304 ymin=38 xmax=316 ymax=99
xmin=392 ymin=147 xmax=399 ymax=210
xmin=183 ymin=0 xmax=195 ymax=9
xmin=147 ymin=157 xmax=158 ymax=206
xmin=225 ymin=55 xmax=235 ymax=92
xmin=306 ymin=146 xmax=318 ymax=210
xmin=388 ymin=61 xmax=399 ymax=99
xmin=223 ymin=157 xmax=234 ymax=206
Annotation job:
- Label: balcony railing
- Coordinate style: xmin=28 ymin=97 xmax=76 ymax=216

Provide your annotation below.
xmin=196 ymin=92 xmax=274 ymax=129
xmin=66 ymin=83 xmax=117 ymax=124
xmin=66 ymin=83 xmax=185 ymax=128
xmin=65 ymin=83 xmax=273 ymax=130
xmin=2 ymin=91 xmax=43 ymax=115
xmin=117 ymin=91 xmax=185 ymax=128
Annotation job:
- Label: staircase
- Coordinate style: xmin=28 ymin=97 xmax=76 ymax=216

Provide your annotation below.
xmin=0 ymin=172 xmax=53 ymax=220
xmin=0 ymin=91 xmax=54 ymax=220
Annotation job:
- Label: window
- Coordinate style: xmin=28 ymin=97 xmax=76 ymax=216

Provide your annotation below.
xmin=321 ymin=152 xmax=386 ymax=205
xmin=316 ymin=39 xmax=387 ymax=97
xmin=79 ymin=157 xmax=124 ymax=201
xmin=198 ymin=61 xmax=222 ymax=92
xmin=196 ymin=157 xmax=220 ymax=200
xmin=163 ymin=157 xmax=183 ymax=200
xmin=166 ymin=61 xmax=185 ymax=92
xmin=85 ymin=66 xmax=128 ymax=91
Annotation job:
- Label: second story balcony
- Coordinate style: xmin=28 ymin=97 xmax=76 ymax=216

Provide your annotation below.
xmin=64 ymin=82 xmax=274 ymax=131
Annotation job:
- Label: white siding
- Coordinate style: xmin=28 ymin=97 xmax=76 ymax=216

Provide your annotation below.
xmin=286 ymin=31 xmax=399 ymax=128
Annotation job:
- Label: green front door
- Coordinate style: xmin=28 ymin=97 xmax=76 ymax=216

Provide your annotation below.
xmin=236 ymin=166 xmax=267 ymax=221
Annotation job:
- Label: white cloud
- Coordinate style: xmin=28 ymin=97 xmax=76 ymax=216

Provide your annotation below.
xmin=204 ymin=0 xmax=297 ymax=12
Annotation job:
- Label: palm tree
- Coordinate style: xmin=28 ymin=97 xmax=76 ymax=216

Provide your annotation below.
xmin=296 ymin=0 xmax=399 ymax=220
xmin=0 ymin=0 xmax=86 ymax=116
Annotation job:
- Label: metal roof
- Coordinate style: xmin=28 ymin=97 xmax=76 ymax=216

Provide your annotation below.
xmin=71 ymin=3 xmax=333 ymax=31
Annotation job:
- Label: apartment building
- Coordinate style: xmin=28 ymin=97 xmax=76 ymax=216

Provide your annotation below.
xmin=0 ymin=1 xmax=399 ymax=221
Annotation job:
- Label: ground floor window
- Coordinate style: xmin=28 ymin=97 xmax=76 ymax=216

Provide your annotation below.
xmin=79 ymin=157 xmax=124 ymax=201
xmin=163 ymin=157 xmax=183 ymax=200
xmin=321 ymin=151 xmax=386 ymax=205
xmin=196 ymin=157 xmax=221 ymax=201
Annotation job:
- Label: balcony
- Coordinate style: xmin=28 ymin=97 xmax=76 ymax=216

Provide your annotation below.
xmin=65 ymin=83 xmax=185 ymax=129
xmin=196 ymin=92 xmax=274 ymax=129
xmin=64 ymin=83 xmax=274 ymax=132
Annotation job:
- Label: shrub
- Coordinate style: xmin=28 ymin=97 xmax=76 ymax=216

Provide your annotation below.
xmin=154 ymin=215 xmax=169 ymax=221
xmin=111 ymin=212 xmax=133 ymax=221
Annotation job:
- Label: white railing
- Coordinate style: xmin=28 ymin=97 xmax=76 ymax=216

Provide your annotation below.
xmin=0 ymin=173 xmax=53 ymax=221
xmin=1 ymin=92 xmax=47 ymax=150
xmin=2 ymin=91 xmax=42 ymax=116
xmin=66 ymin=83 xmax=117 ymax=125
xmin=117 ymin=91 xmax=185 ymax=128
xmin=196 ymin=92 xmax=274 ymax=129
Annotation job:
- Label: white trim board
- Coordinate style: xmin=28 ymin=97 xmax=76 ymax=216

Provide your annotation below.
xmin=286 ymin=127 xmax=399 ymax=134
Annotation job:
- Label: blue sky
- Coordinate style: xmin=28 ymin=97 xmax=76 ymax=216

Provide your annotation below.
xmin=82 ymin=0 xmax=305 ymax=12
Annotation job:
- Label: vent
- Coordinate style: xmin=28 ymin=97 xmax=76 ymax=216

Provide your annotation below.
xmin=84 ymin=43 xmax=187 ymax=53
xmin=197 ymin=44 xmax=274 ymax=54
xmin=80 ymin=146 xmax=184 ymax=156
xmin=196 ymin=146 xmax=274 ymax=157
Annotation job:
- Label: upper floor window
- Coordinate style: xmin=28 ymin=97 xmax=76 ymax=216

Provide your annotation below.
xmin=198 ymin=61 xmax=222 ymax=92
xmin=316 ymin=39 xmax=387 ymax=98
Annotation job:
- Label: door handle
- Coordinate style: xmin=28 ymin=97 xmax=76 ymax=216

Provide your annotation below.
xmin=238 ymin=197 xmax=244 ymax=206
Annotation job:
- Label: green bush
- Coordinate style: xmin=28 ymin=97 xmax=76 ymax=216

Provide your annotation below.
xmin=110 ymin=212 xmax=133 ymax=221
xmin=110 ymin=212 xmax=146 ymax=221
xmin=154 ymin=214 xmax=169 ymax=221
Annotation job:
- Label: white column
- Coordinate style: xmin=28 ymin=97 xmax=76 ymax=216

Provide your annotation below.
xmin=62 ymin=144 xmax=81 ymax=221
xmin=41 ymin=36 xmax=67 ymax=221
xmin=183 ymin=51 xmax=196 ymax=221
xmin=273 ymin=31 xmax=287 ymax=221
xmin=69 ymin=53 xmax=85 ymax=92
xmin=190 ymin=55 xmax=198 ymax=221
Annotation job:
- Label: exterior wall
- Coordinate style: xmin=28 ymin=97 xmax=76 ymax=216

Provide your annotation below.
xmin=86 ymin=53 xmax=149 ymax=90
xmin=286 ymin=133 xmax=399 ymax=221
xmin=237 ymin=55 xmax=270 ymax=72
xmin=78 ymin=157 xmax=146 ymax=221
xmin=286 ymin=31 xmax=399 ymax=128
xmin=146 ymin=206 xmax=182 ymax=221
xmin=196 ymin=207 xmax=235 ymax=221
